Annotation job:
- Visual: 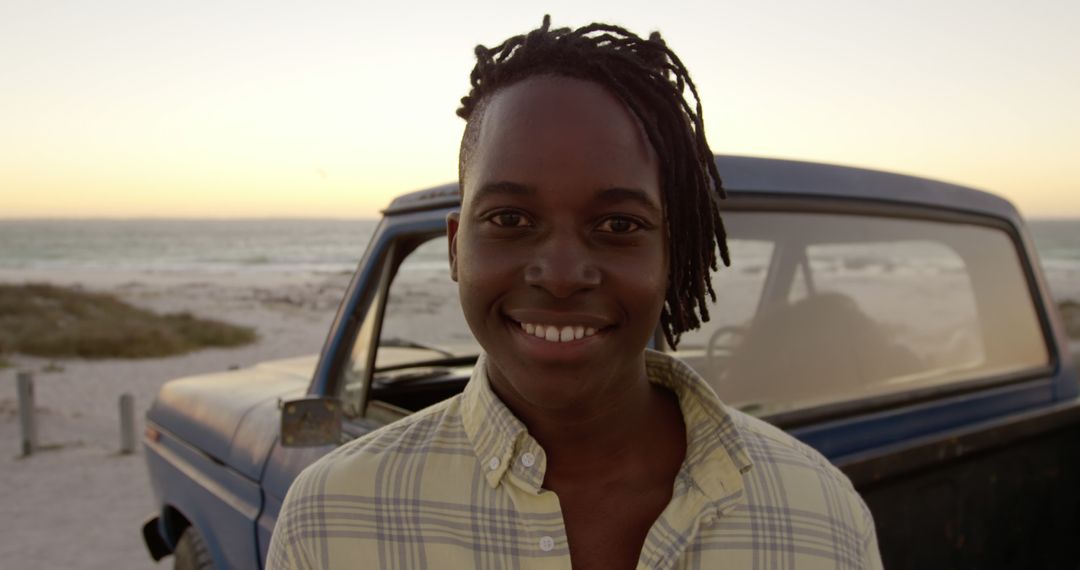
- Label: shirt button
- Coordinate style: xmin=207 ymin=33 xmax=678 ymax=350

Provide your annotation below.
xmin=539 ymin=536 xmax=555 ymax=552
xmin=520 ymin=452 xmax=536 ymax=468
xmin=488 ymin=456 xmax=501 ymax=471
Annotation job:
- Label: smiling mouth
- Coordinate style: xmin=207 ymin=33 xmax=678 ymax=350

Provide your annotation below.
xmin=516 ymin=321 xmax=598 ymax=343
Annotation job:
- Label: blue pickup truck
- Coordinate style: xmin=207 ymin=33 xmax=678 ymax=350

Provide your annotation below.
xmin=141 ymin=155 xmax=1079 ymax=569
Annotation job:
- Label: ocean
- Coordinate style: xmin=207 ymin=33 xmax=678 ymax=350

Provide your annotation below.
xmin=0 ymin=219 xmax=379 ymax=274
xmin=1029 ymin=220 xmax=1080 ymax=302
xmin=0 ymin=218 xmax=1077 ymax=301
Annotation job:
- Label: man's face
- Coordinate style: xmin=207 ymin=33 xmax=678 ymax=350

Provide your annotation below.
xmin=448 ymin=76 xmax=667 ymax=411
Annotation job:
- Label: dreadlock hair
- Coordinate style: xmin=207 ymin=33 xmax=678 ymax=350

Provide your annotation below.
xmin=456 ymin=15 xmax=729 ymax=349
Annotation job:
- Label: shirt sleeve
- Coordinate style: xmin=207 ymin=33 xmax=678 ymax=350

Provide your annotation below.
xmin=265 ymin=479 xmax=315 ymax=570
xmin=859 ymin=498 xmax=885 ymax=570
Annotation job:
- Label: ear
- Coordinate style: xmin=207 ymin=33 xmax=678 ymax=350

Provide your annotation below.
xmin=446 ymin=211 xmax=460 ymax=282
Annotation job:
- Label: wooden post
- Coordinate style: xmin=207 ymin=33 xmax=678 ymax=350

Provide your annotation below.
xmin=119 ymin=393 xmax=135 ymax=455
xmin=16 ymin=371 xmax=37 ymax=457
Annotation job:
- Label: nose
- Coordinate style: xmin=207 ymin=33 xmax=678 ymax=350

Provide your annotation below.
xmin=524 ymin=233 xmax=601 ymax=298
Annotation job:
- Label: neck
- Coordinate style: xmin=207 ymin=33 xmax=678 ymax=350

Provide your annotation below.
xmin=487 ymin=361 xmax=684 ymax=480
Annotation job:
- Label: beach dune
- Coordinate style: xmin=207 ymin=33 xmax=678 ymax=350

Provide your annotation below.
xmin=0 ymin=268 xmax=349 ymax=569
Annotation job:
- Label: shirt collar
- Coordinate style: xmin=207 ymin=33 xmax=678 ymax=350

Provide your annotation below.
xmin=644 ymin=349 xmax=754 ymax=513
xmin=460 ymin=353 xmax=547 ymax=491
xmin=460 ymin=350 xmax=753 ymax=506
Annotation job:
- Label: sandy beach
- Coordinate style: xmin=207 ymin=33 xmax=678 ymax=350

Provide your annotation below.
xmin=1 ymin=261 xmax=1078 ymax=569
xmin=0 ymin=268 xmax=350 ymax=569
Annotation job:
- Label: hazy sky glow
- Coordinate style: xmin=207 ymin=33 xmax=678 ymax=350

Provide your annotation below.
xmin=2 ymin=0 xmax=1077 ymax=218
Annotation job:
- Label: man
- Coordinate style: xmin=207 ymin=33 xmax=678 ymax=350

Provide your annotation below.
xmin=268 ymin=16 xmax=881 ymax=569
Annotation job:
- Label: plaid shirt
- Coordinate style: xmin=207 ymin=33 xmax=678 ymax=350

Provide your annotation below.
xmin=267 ymin=350 xmax=882 ymax=569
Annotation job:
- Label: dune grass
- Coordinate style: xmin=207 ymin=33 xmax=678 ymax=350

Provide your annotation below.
xmin=0 ymin=283 xmax=256 ymax=359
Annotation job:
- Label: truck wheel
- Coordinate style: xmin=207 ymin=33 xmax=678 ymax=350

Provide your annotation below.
xmin=174 ymin=526 xmax=214 ymax=570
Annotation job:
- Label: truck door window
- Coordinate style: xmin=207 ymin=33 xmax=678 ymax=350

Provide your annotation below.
xmin=341 ymin=235 xmax=479 ymax=419
xmin=670 ymin=211 xmax=1049 ymax=417
xmin=376 ymin=236 xmax=477 ymax=370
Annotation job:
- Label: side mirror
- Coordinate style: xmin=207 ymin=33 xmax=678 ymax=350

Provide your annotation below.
xmin=280 ymin=397 xmax=342 ymax=447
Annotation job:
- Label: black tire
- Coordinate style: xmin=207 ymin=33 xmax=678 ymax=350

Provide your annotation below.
xmin=173 ymin=525 xmax=214 ymax=570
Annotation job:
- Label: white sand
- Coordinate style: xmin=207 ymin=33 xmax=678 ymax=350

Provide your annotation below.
xmin=0 ymin=268 xmax=350 ymax=569
xmin=1 ymin=262 xmax=1077 ymax=569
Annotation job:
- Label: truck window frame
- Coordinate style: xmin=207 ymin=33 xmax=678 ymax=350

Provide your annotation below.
xmin=334 ymin=229 xmax=451 ymax=422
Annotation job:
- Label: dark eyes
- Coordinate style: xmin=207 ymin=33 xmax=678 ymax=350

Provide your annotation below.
xmin=597 ymin=216 xmax=640 ymax=234
xmin=489 ymin=211 xmax=530 ymax=228
xmin=486 ymin=211 xmax=643 ymax=234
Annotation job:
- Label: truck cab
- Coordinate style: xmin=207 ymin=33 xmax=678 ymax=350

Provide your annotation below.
xmin=143 ymin=155 xmax=1079 ymax=569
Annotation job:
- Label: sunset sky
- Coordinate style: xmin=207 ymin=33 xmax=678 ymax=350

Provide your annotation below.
xmin=1 ymin=0 xmax=1077 ymax=219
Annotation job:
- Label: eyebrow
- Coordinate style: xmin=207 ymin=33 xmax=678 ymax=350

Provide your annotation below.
xmin=472 ymin=181 xmax=535 ymax=203
xmin=595 ymin=187 xmax=662 ymax=217
xmin=471 ymin=181 xmax=661 ymax=217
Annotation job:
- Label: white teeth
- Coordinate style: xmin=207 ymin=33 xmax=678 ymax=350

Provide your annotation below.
xmin=518 ymin=322 xmax=601 ymax=343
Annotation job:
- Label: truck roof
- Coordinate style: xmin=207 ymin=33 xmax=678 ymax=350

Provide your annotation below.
xmin=384 ymin=155 xmax=1017 ymax=219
